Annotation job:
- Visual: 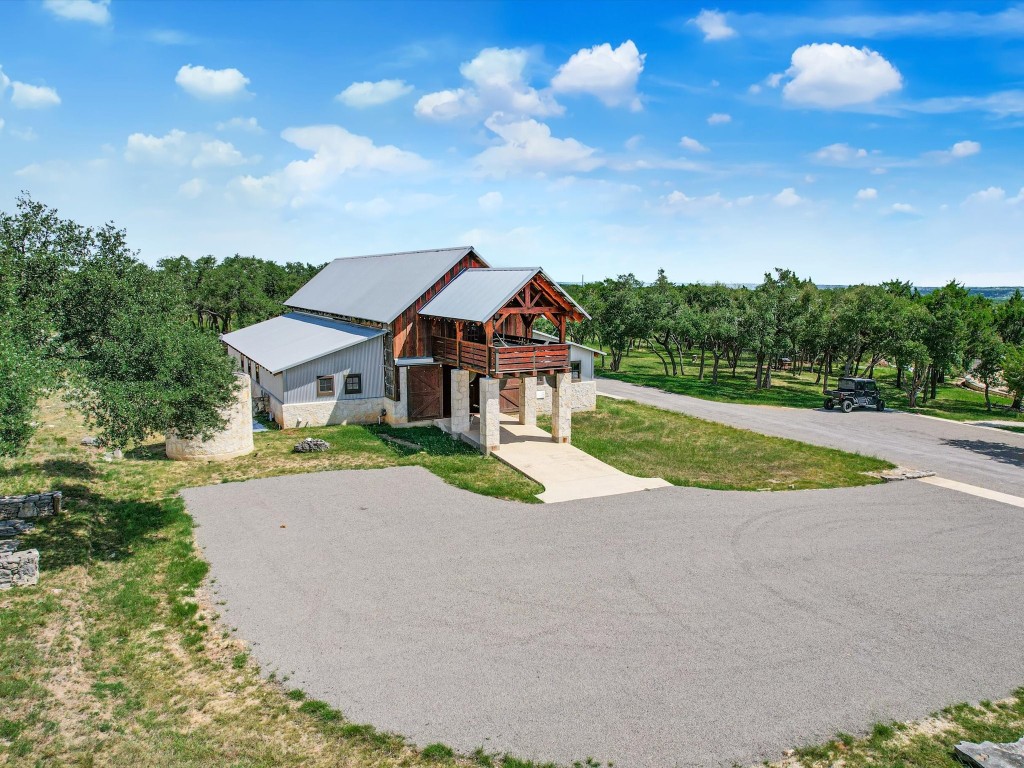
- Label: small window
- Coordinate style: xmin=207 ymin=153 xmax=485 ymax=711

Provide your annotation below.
xmin=255 ymin=366 xmax=260 ymax=384
xmin=570 ymin=360 xmax=582 ymax=382
xmin=316 ymin=375 xmax=335 ymax=397
xmin=344 ymin=374 xmax=362 ymax=395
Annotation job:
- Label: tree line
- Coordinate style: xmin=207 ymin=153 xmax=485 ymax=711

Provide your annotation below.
xmin=565 ymin=269 xmax=1024 ymax=410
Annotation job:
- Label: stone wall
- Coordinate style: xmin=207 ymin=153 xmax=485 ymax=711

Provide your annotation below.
xmin=0 ymin=491 xmax=57 ymax=590
xmin=0 ymin=491 xmax=62 ymax=521
xmin=535 ymin=380 xmax=597 ymax=414
xmin=280 ymin=396 xmax=394 ymax=428
xmin=0 ymin=549 xmax=38 ymax=590
xmin=166 ymin=372 xmax=255 ymax=461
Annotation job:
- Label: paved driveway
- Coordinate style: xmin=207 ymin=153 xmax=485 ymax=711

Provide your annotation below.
xmin=185 ymin=468 xmax=1024 ymax=768
xmin=599 ymin=378 xmax=1024 ymax=496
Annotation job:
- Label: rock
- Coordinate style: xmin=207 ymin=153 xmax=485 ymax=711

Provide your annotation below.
xmin=955 ymin=737 xmax=1024 ymax=768
xmin=293 ymin=438 xmax=330 ymax=453
xmin=112 ymin=448 xmax=123 ymax=460
xmin=81 ymin=436 xmax=101 ymax=446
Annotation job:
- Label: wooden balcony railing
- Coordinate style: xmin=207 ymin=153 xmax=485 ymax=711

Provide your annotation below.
xmin=431 ymin=336 xmax=570 ymax=377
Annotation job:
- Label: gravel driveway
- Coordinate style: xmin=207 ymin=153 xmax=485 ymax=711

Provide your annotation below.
xmin=185 ymin=467 xmax=1024 ymax=768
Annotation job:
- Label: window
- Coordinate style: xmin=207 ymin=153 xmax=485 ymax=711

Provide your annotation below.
xmin=570 ymin=360 xmax=582 ymax=382
xmin=344 ymin=374 xmax=362 ymax=395
xmin=255 ymin=366 xmax=260 ymax=384
xmin=316 ymin=375 xmax=335 ymax=397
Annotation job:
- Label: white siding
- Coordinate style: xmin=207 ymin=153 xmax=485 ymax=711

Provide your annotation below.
xmin=227 ymin=345 xmax=285 ymax=404
xmin=570 ymin=345 xmax=595 ymax=381
xmin=283 ymin=336 xmax=384 ymax=404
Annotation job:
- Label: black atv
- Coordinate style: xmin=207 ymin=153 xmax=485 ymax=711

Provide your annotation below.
xmin=824 ymin=377 xmax=885 ymax=413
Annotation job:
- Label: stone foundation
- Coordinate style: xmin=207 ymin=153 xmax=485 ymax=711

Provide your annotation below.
xmin=0 ymin=549 xmax=38 ymax=590
xmin=280 ymin=397 xmax=395 ymax=428
xmin=0 ymin=491 xmax=62 ymax=521
xmin=166 ymin=373 xmax=254 ymax=461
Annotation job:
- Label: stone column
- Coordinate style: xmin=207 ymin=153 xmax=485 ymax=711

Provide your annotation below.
xmin=518 ymin=375 xmax=537 ymax=427
xmin=551 ymin=371 xmax=571 ymax=444
xmin=450 ymin=369 xmax=471 ymax=436
xmin=478 ymin=376 xmax=501 ymax=455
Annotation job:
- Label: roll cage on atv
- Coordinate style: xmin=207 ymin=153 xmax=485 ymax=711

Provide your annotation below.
xmin=824 ymin=377 xmax=885 ymax=413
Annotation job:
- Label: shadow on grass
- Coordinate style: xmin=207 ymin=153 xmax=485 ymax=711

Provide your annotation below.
xmin=941 ymin=439 xmax=1024 ymax=469
xmin=363 ymin=424 xmax=478 ymax=458
xmin=18 ymin=481 xmax=178 ymax=571
xmin=0 ymin=458 xmax=96 ymax=481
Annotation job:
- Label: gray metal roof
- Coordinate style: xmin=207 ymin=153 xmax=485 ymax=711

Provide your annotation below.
xmin=221 ymin=312 xmax=384 ymax=374
xmin=532 ymin=330 xmax=605 ymax=355
xmin=418 ymin=268 xmax=590 ymax=323
xmin=284 ymin=247 xmax=485 ymax=324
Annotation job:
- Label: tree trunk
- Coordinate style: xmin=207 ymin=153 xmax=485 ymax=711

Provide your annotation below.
xmin=698 ymin=345 xmax=706 ymax=381
xmin=754 ymin=352 xmax=765 ymax=390
xmin=930 ymin=366 xmax=938 ymax=400
xmin=711 ymin=352 xmax=722 ymax=385
xmin=821 ymin=352 xmax=831 ymax=394
xmin=895 ymin=363 xmax=904 ymax=389
xmin=650 ymin=340 xmax=670 ymax=376
xmin=985 ymin=383 xmax=991 ymax=411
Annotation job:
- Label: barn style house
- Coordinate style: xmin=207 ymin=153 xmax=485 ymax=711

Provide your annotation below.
xmin=220 ymin=247 xmax=599 ymax=452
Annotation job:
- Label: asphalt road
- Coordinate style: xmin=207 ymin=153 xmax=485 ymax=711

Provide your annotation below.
xmin=186 ymin=468 xmax=1024 ymax=768
xmin=598 ymin=378 xmax=1024 ymax=496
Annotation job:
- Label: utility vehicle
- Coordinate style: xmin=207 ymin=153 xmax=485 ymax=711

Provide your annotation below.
xmin=824 ymin=377 xmax=885 ymax=413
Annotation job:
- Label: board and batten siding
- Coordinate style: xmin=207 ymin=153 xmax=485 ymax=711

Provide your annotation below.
xmin=283 ymin=336 xmax=385 ymax=404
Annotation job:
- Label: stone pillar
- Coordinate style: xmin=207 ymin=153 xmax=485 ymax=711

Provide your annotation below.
xmin=478 ymin=377 xmax=501 ymax=456
xmin=551 ymin=371 xmax=571 ymax=444
xmin=390 ymin=366 xmax=410 ymax=424
xmin=518 ymin=375 xmax=537 ymax=427
xmin=451 ymin=369 xmax=471 ymax=436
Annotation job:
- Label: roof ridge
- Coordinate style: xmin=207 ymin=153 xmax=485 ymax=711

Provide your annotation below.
xmin=331 ymin=246 xmax=473 ymax=262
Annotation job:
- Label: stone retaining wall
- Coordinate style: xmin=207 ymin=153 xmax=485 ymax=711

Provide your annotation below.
xmin=0 ymin=549 xmax=39 ymax=590
xmin=0 ymin=491 xmax=62 ymax=521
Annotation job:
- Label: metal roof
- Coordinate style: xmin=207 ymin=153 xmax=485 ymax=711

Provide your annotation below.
xmin=532 ymin=330 xmax=605 ymax=355
xmin=221 ymin=312 xmax=384 ymax=374
xmin=418 ymin=268 xmax=590 ymax=323
xmin=284 ymin=247 xmax=484 ymax=324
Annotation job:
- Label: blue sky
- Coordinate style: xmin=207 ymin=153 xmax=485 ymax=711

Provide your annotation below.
xmin=2 ymin=0 xmax=1024 ymax=285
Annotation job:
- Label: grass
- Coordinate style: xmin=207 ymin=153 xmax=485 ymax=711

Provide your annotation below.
xmin=777 ymin=689 xmax=1024 ymax=768
xmin=540 ymin=398 xmax=892 ymax=490
xmin=597 ymin=346 xmax=1024 ymax=424
xmin=0 ymin=397 xmax=548 ymax=767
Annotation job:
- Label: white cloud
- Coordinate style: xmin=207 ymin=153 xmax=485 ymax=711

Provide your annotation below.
xmin=175 ymin=64 xmax=250 ymax=100
xmin=679 ymin=136 xmax=709 ymax=152
xmin=766 ymin=72 xmax=784 ymax=88
xmin=478 ymin=191 xmax=504 ymax=212
xmin=812 ymin=142 xmax=869 ymax=164
xmin=690 ymin=9 xmax=737 ymax=41
xmin=773 ymin=187 xmax=804 ymax=206
xmin=416 ymin=47 xmax=561 ymax=121
xmin=414 ymin=88 xmax=478 ymax=120
xmin=343 ymin=198 xmax=393 ymax=218
xmin=0 ymin=67 xmax=9 ymax=94
xmin=148 ymin=29 xmax=196 ymax=45
xmin=950 ymin=140 xmax=981 ymax=157
xmin=707 ymin=112 xmax=731 ymax=125
xmin=963 ymin=187 xmax=1005 ymax=205
xmin=781 ymin=43 xmax=902 ymax=108
xmin=10 ymin=126 xmax=38 ymax=141
xmin=856 ymin=187 xmax=878 ymax=200
xmin=336 ymin=79 xmax=413 ymax=108
xmin=910 ymin=90 xmax=1024 ymax=117
xmin=890 ymin=202 xmax=917 ymax=214
xmin=551 ymin=40 xmax=645 ymax=110
xmin=624 ymin=134 xmax=643 ymax=151
xmin=11 ymin=82 xmax=61 ymax=109
xmin=474 ymin=115 xmax=602 ymax=178
xmin=236 ymin=125 xmax=429 ymax=206
xmin=216 ymin=116 xmax=262 ymax=133
xmin=0 ymin=118 xmax=4 ymax=133
xmin=125 ymin=129 xmax=247 ymax=168
xmin=43 ymin=0 xmax=110 ymax=25
xmin=928 ymin=140 xmax=981 ymax=162
xmin=178 ymin=178 xmax=206 ymax=199
xmin=661 ymin=189 xmax=731 ymax=213
xmin=748 ymin=84 xmax=762 ymax=95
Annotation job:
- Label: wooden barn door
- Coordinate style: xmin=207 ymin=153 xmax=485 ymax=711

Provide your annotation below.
xmin=407 ymin=366 xmax=443 ymax=420
xmin=499 ymin=378 xmax=520 ymax=414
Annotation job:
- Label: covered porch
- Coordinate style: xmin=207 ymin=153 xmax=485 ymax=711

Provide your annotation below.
xmin=418 ymin=267 xmax=587 ymax=454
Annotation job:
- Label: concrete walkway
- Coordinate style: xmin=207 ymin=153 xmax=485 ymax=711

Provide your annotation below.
xmin=456 ymin=414 xmax=670 ymax=503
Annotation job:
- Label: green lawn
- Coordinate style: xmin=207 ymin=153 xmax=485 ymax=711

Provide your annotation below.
xmin=0 ymin=399 xmax=549 ymax=768
xmin=780 ymin=690 xmax=1024 ymax=768
xmin=541 ymin=398 xmax=893 ymax=490
xmin=597 ymin=346 xmax=1023 ymax=424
